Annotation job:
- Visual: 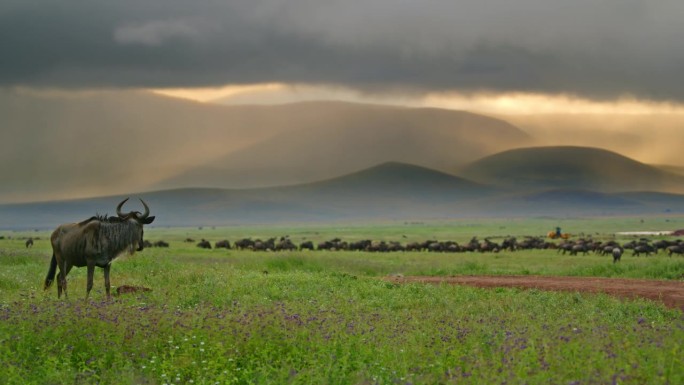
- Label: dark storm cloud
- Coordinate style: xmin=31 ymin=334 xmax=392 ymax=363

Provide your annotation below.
xmin=2 ymin=0 xmax=684 ymax=100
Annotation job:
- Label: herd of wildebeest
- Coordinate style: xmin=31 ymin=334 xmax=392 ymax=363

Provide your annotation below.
xmin=149 ymin=234 xmax=684 ymax=264
xmin=10 ymin=198 xmax=681 ymax=300
xmin=12 ymin=232 xmax=684 ymax=265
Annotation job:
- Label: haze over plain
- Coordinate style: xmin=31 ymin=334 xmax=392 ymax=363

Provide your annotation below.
xmin=2 ymin=1 xmax=684 ymax=224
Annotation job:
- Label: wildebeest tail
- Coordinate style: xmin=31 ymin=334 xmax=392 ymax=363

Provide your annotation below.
xmin=44 ymin=254 xmax=57 ymax=290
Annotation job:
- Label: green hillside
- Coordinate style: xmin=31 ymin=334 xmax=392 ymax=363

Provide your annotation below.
xmin=459 ymin=146 xmax=684 ymax=193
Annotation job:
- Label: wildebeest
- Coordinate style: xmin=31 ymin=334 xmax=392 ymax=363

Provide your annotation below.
xmin=253 ymin=238 xmax=276 ymax=251
xmin=632 ymin=244 xmax=655 ymax=257
xmin=666 ymin=245 xmax=684 ymax=256
xmin=612 ymin=247 xmax=623 ymax=263
xmin=349 ymin=239 xmax=372 ymax=251
xmin=570 ymin=243 xmax=589 ymax=256
xmin=653 ymin=239 xmax=674 ymax=254
xmin=153 ymin=240 xmax=169 ymax=248
xmin=197 ymin=239 xmax=212 ymax=249
xmin=25 ymin=237 xmax=34 ymax=248
xmin=215 ymin=239 xmax=231 ymax=249
xmin=275 ymin=237 xmax=297 ymax=251
xmin=234 ymin=238 xmax=255 ymax=250
xmin=44 ymin=198 xmax=155 ymax=299
xmin=317 ymin=238 xmax=347 ymax=251
xmin=463 ymin=237 xmax=481 ymax=252
xmin=501 ymin=237 xmax=517 ymax=251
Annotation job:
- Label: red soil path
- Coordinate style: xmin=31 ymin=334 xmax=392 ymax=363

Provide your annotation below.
xmin=383 ymin=275 xmax=684 ymax=311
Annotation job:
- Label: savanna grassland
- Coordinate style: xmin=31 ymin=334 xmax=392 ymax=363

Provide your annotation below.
xmin=1 ymin=217 xmax=683 ymax=385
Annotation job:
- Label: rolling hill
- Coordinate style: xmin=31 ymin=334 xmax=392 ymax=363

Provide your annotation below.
xmin=458 ymin=146 xmax=684 ymax=193
xmin=0 ymin=162 xmax=499 ymax=229
xmin=3 ymin=161 xmax=684 ymax=230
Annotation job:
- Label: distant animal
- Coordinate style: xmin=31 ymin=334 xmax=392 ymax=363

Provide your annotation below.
xmin=666 ymin=245 xmax=684 ymax=256
xmin=215 ymin=240 xmax=231 ymax=249
xmin=632 ymin=244 xmax=654 ymax=257
xmin=612 ymin=247 xmax=622 ymax=263
xmin=25 ymin=238 xmax=34 ymax=248
xmin=501 ymin=237 xmax=517 ymax=251
xmin=570 ymin=244 xmax=589 ymax=256
xmin=479 ymin=239 xmax=500 ymax=253
xmin=153 ymin=240 xmax=169 ymax=248
xmin=234 ymin=238 xmax=255 ymax=250
xmin=349 ymin=240 xmax=372 ymax=251
xmin=464 ymin=237 xmax=480 ymax=252
xmin=318 ymin=238 xmax=345 ymax=251
xmin=275 ymin=237 xmax=297 ymax=251
xmin=653 ymin=240 xmax=674 ymax=253
xmin=197 ymin=239 xmax=212 ymax=249
xmin=44 ymin=198 xmax=155 ymax=299
xmin=299 ymin=241 xmax=314 ymax=251
xmin=253 ymin=238 xmax=276 ymax=251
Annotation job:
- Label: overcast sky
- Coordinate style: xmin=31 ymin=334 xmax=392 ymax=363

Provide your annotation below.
xmin=2 ymin=0 xmax=684 ymax=102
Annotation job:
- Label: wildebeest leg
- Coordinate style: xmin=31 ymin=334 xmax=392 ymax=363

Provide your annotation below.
xmin=85 ymin=260 xmax=96 ymax=300
xmin=103 ymin=263 xmax=111 ymax=298
xmin=57 ymin=269 xmax=63 ymax=299
xmin=56 ymin=256 xmax=64 ymax=298
xmin=58 ymin=262 xmax=73 ymax=299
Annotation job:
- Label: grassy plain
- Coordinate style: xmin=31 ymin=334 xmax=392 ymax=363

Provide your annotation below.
xmin=1 ymin=217 xmax=683 ymax=384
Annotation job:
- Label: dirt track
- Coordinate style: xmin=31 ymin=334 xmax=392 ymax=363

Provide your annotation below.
xmin=383 ymin=275 xmax=684 ymax=311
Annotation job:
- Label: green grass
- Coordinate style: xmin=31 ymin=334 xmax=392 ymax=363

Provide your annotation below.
xmin=7 ymin=214 xmax=683 ymax=245
xmin=1 ymin=219 xmax=683 ymax=384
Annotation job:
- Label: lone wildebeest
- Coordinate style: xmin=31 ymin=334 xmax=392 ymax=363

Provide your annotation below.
xmin=612 ymin=247 xmax=623 ymax=263
xmin=215 ymin=240 xmax=231 ymax=249
xmin=25 ymin=237 xmax=34 ymax=248
xmin=44 ymin=198 xmax=155 ymax=299
xmin=299 ymin=241 xmax=314 ymax=251
xmin=153 ymin=240 xmax=169 ymax=248
xmin=197 ymin=239 xmax=212 ymax=249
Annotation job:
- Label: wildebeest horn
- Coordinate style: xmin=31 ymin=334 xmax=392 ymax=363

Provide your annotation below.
xmin=116 ymin=198 xmax=130 ymax=218
xmin=139 ymin=199 xmax=150 ymax=219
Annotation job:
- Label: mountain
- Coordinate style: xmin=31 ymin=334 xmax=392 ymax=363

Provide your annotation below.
xmin=0 ymin=162 xmax=498 ymax=229
xmin=0 ymin=90 xmax=531 ymax=203
xmin=152 ymin=101 xmax=531 ymax=189
xmin=459 ymin=146 xmax=684 ymax=193
xmin=3 ymin=161 xmax=684 ymax=230
xmin=286 ymin=161 xmax=498 ymax=205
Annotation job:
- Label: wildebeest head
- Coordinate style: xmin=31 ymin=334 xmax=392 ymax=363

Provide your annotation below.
xmin=116 ymin=198 xmax=156 ymax=251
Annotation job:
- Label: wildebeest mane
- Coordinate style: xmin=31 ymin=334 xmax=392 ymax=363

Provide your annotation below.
xmin=95 ymin=220 xmax=143 ymax=255
xmin=78 ymin=213 xmax=125 ymax=226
